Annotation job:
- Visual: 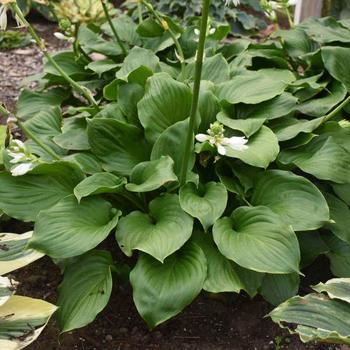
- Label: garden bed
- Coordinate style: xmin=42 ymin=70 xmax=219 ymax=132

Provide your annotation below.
xmin=1 ymin=4 xmax=350 ymax=350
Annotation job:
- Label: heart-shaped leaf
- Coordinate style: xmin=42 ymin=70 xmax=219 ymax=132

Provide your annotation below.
xmin=116 ymin=194 xmax=193 ymax=262
xmin=213 ymin=206 xmax=300 ymax=274
xmin=179 ymin=182 xmax=227 ymax=231
xmin=29 ymin=196 xmax=121 ymax=259
xmin=57 ymin=250 xmax=113 ymax=333
xmin=74 ymin=173 xmax=126 ymax=202
xmin=130 ymin=242 xmax=207 ymax=328
xmin=251 ymin=170 xmax=329 ymax=231
xmin=126 ymin=156 xmax=178 ymax=192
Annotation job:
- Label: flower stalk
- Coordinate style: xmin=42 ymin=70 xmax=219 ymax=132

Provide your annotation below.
xmin=141 ymin=0 xmax=184 ymax=62
xmin=10 ymin=3 xmax=100 ymax=111
xmin=100 ymin=0 xmax=128 ymax=56
xmin=322 ymin=95 xmax=350 ymax=124
xmin=179 ymin=0 xmax=211 ymax=185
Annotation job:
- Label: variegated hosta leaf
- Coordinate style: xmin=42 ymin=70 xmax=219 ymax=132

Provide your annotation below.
xmin=0 ymin=276 xmax=18 ymax=307
xmin=0 ymin=232 xmax=44 ymax=275
xmin=270 ymin=293 xmax=350 ymax=345
xmin=0 ymin=295 xmax=57 ymax=350
xmin=313 ymin=278 xmax=350 ymax=303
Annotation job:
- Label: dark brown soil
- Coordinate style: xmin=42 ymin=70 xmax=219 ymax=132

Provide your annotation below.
xmin=1 ymin=17 xmax=349 ymax=350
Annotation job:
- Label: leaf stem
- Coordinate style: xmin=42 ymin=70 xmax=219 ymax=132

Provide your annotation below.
xmin=17 ymin=120 xmax=61 ymax=161
xmin=100 ymin=0 xmax=128 ymax=56
xmin=11 ymin=3 xmax=100 ymax=111
xmin=322 ymin=95 xmax=350 ymax=124
xmin=141 ymin=0 xmax=184 ymax=62
xmin=179 ymin=0 xmax=210 ymax=185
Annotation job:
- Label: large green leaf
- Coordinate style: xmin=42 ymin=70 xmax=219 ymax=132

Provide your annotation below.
xmin=213 ymin=206 xmax=300 ymax=274
xmin=54 ymin=117 xmax=90 ymax=151
xmin=300 ymin=17 xmax=350 ymax=44
xmin=325 ymin=193 xmax=350 ymax=245
xmin=0 ymin=232 xmax=44 ymax=275
xmin=321 ymin=46 xmax=350 ymax=91
xmin=260 ymin=273 xmax=300 ymax=306
xmin=193 ymin=232 xmax=243 ymax=294
xmin=296 ymin=81 xmax=347 ymax=117
xmin=179 ymin=182 xmax=227 ymax=231
xmin=181 ymin=54 xmax=229 ymax=84
xmin=16 ymin=88 xmax=69 ymax=120
xmin=269 ymin=293 xmax=350 ymax=345
xmin=44 ymin=51 xmax=91 ymax=79
xmin=0 ymin=295 xmax=57 ymax=350
xmin=130 ymin=242 xmax=207 ymax=328
xmin=225 ymin=126 xmax=279 ymax=169
xmin=78 ymin=26 xmax=122 ymax=56
xmin=116 ymin=194 xmax=193 ymax=262
xmin=29 ymin=196 xmax=121 ymax=259
xmin=251 ymin=170 xmax=329 ymax=231
xmin=279 ymin=135 xmax=350 ymax=184
xmin=74 ymin=173 xmax=126 ymax=202
xmin=151 ymin=119 xmax=194 ymax=180
xmin=126 ymin=156 xmax=177 ymax=192
xmin=0 ymin=162 xmax=83 ymax=222
xmin=215 ymin=69 xmax=295 ymax=104
xmin=236 ymin=93 xmax=298 ymax=121
xmin=270 ymin=117 xmax=323 ymax=142
xmin=101 ymin=15 xmax=141 ymax=45
xmin=57 ymin=250 xmax=113 ymax=333
xmin=138 ymin=73 xmax=192 ymax=143
xmin=88 ymin=118 xmax=151 ymax=176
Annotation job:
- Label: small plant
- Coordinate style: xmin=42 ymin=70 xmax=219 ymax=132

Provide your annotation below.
xmin=0 ymin=29 xmax=31 ymax=49
xmin=1 ymin=0 xmax=350 ymax=348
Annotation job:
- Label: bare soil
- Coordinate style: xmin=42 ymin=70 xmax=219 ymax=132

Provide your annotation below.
xmin=0 ymin=18 xmax=348 ymax=350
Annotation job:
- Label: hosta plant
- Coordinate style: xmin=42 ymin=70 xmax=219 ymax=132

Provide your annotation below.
xmin=1 ymin=0 xmax=350 ymax=347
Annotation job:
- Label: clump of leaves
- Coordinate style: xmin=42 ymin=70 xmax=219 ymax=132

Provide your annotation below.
xmin=125 ymin=0 xmax=268 ymax=33
xmin=1 ymin=0 xmax=350 ymax=348
xmin=0 ymin=30 xmax=31 ymax=49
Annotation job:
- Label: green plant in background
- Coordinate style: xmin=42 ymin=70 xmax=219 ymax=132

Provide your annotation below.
xmin=2 ymin=0 xmax=350 ymax=348
xmin=125 ymin=0 xmax=268 ymax=33
xmin=0 ymin=30 xmax=31 ymax=49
